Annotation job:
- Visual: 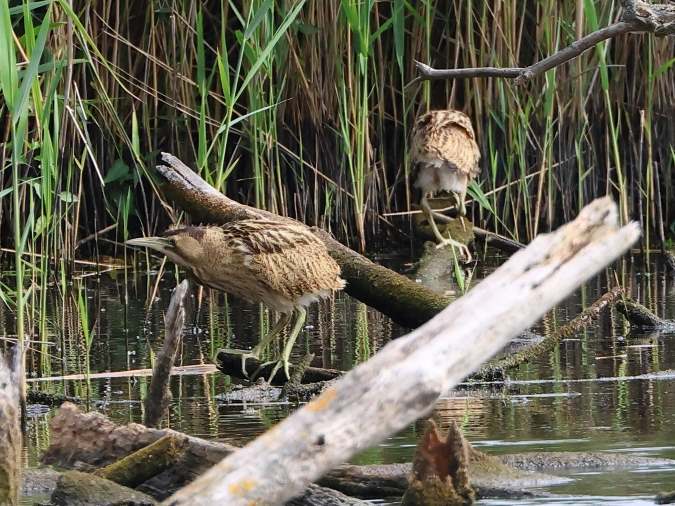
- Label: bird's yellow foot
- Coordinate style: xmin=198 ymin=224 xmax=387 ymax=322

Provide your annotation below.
xmin=436 ymin=239 xmax=472 ymax=263
xmin=221 ymin=348 xmax=259 ymax=378
xmin=250 ymin=358 xmax=290 ymax=384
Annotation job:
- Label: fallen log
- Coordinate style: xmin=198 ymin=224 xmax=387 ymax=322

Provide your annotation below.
xmin=40 ymin=403 xmax=568 ymax=501
xmin=144 ymin=280 xmax=189 ymax=428
xmin=94 ymin=435 xmax=188 ymax=489
xmin=155 ymin=152 xmax=450 ymax=328
xmin=50 ymin=470 xmax=157 ymax=506
xmin=162 ymin=198 xmax=640 ymax=505
xmin=0 ymin=346 xmax=23 ymax=506
xmin=615 ymin=297 xmax=675 ymax=330
xmin=473 ymin=286 xmax=624 ymax=381
xmin=216 ymin=350 xmax=342 ymax=385
xmin=473 ymin=226 xmax=525 ymax=254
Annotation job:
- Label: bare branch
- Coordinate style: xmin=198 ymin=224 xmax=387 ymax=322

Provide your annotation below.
xmin=415 ymin=1 xmax=675 ymax=84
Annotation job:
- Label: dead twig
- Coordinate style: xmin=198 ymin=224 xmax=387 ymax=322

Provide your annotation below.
xmin=415 ymin=1 xmax=675 ymax=84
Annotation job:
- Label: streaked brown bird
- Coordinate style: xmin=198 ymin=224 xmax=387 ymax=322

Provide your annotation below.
xmin=126 ymin=219 xmax=345 ymax=380
xmin=411 ymin=109 xmax=480 ymax=262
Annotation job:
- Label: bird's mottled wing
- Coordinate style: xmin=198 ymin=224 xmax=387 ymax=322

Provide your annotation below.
xmin=222 ymin=220 xmax=344 ymax=301
xmin=412 ymin=110 xmax=481 ymax=179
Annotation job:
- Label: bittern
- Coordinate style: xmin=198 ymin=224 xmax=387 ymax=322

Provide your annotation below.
xmin=127 ymin=219 xmax=345 ymax=380
xmin=411 ymin=109 xmax=480 ymax=262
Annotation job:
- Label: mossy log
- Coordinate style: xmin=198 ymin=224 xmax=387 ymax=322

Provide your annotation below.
xmin=50 ymin=470 xmax=157 ymax=506
xmin=473 ymin=286 xmax=624 ymax=381
xmin=94 ymin=435 xmax=188 ymax=489
xmin=155 ymin=153 xmax=450 ymax=328
xmin=41 ymin=403 xmax=569 ymax=501
xmin=615 ymin=297 xmax=675 ymax=330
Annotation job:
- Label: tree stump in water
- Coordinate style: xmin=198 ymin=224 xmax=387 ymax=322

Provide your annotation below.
xmin=401 ymin=420 xmax=474 ymax=506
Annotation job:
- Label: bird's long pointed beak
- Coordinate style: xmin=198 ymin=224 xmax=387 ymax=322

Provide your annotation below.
xmin=125 ymin=237 xmax=173 ymax=253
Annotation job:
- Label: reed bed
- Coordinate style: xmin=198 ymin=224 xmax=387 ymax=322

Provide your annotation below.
xmin=0 ymin=0 xmax=673 ymax=267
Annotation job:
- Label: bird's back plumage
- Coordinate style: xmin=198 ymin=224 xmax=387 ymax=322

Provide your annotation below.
xmin=411 ymin=109 xmax=480 ymax=194
xmin=164 ymin=220 xmax=345 ymax=313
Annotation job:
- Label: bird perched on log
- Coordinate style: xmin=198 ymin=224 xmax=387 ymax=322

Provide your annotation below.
xmin=127 ymin=219 xmax=345 ymax=380
xmin=411 ymin=109 xmax=480 ymax=262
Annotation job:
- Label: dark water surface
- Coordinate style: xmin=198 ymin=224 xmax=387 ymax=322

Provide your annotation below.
xmin=13 ymin=249 xmax=675 ymax=504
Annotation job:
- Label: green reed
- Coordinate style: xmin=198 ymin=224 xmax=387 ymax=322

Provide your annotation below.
xmin=0 ymin=0 xmax=673 ymax=277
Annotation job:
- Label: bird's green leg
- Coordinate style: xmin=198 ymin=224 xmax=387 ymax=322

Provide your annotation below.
xmin=422 ymin=195 xmax=472 ymax=262
xmin=264 ymin=307 xmax=306 ymax=382
xmin=223 ymin=313 xmax=291 ymax=377
xmin=455 ymin=190 xmax=468 ymax=231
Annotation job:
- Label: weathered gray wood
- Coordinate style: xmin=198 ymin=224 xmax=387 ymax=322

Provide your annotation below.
xmin=0 ymin=346 xmax=23 ymax=506
xmin=144 ymin=280 xmax=190 ymax=428
xmin=162 ymin=198 xmax=641 ymax=506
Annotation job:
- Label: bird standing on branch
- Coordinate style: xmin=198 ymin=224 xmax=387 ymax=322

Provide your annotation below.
xmin=127 ymin=219 xmax=345 ymax=380
xmin=411 ymin=109 xmax=480 ymax=262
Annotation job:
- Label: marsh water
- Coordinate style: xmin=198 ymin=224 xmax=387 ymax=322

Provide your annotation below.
xmin=12 ymin=248 xmax=675 ymax=504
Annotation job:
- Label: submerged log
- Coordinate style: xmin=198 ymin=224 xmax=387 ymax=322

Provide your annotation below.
xmin=163 ymin=198 xmax=640 ymax=505
xmin=155 ymin=152 xmax=450 ymax=328
xmin=474 ymin=286 xmax=624 ymax=381
xmin=216 ymin=350 xmax=342 ymax=385
xmin=0 ymin=346 xmax=23 ymax=506
xmin=401 ymin=420 xmax=474 ymax=506
xmin=144 ymin=280 xmax=190 ymax=428
xmin=615 ymin=297 xmax=675 ymax=330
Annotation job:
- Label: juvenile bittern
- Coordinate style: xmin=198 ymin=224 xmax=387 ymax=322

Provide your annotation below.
xmin=127 ymin=219 xmax=345 ymax=380
xmin=411 ymin=109 xmax=480 ymax=262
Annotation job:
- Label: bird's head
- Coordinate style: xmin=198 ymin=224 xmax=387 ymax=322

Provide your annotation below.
xmin=126 ymin=227 xmax=206 ymax=268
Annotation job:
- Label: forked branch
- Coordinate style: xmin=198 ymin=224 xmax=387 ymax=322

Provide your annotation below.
xmin=415 ymin=0 xmax=675 ymax=84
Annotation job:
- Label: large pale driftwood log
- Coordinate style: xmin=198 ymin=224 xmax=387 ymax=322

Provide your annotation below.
xmin=144 ymin=280 xmax=189 ymax=428
xmin=415 ymin=0 xmax=675 ymax=84
xmin=162 ymin=198 xmax=640 ymax=506
xmin=0 ymin=346 xmax=23 ymax=506
xmin=155 ymin=152 xmax=450 ymax=328
xmin=40 ymin=402 xmax=569 ymax=500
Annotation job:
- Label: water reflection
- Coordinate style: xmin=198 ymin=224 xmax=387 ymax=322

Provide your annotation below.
xmin=13 ymin=251 xmax=675 ymax=502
